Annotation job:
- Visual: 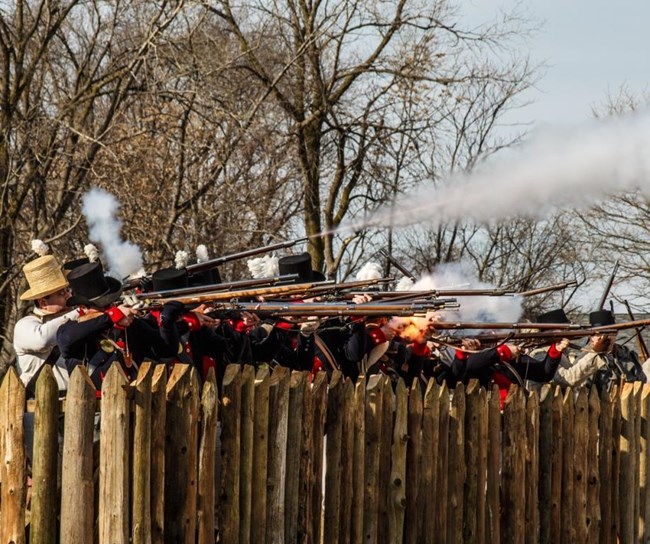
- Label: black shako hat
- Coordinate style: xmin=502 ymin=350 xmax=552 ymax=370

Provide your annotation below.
xmin=152 ymin=267 xmax=189 ymax=292
xmin=66 ymin=262 xmax=123 ymax=309
xmin=536 ymin=308 xmax=570 ymax=324
xmin=278 ymin=252 xmax=326 ymax=283
xmin=589 ymin=309 xmax=616 ymax=327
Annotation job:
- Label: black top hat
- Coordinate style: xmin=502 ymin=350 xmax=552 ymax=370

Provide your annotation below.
xmin=589 ymin=309 xmax=616 ymax=327
xmin=536 ymin=308 xmax=569 ymax=324
xmin=152 ymin=267 xmax=189 ymax=292
xmin=62 ymin=257 xmax=90 ymax=271
xmin=278 ymin=252 xmax=325 ymax=283
xmin=189 ymin=264 xmax=222 ymax=288
xmin=66 ymin=262 xmax=123 ymax=309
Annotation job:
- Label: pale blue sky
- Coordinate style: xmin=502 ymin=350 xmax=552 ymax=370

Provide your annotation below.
xmin=467 ymin=0 xmax=650 ymax=127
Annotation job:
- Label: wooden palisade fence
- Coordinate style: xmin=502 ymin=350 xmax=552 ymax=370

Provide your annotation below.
xmin=0 ymin=361 xmax=647 ymax=543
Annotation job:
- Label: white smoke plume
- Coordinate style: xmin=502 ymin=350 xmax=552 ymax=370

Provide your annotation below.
xmin=349 ymin=109 xmax=650 ymax=231
xmin=395 ymin=276 xmax=415 ymax=291
xmin=30 ymin=239 xmax=50 ymax=256
xmin=83 ymin=244 xmax=100 ymax=263
xmin=196 ymin=244 xmax=209 ymax=263
xmin=175 ymin=250 xmax=189 ymax=270
xmin=356 ymin=261 xmax=383 ymax=281
xmin=81 ymin=188 xmax=144 ymax=279
xmin=248 ymin=255 xmax=280 ymax=279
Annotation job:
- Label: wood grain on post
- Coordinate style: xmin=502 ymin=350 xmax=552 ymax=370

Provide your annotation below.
xmin=351 ymin=377 xmax=366 ymax=544
xmin=549 ymin=387 xmax=563 ymax=544
xmin=634 ymin=382 xmax=643 ymax=543
xmin=285 ymin=371 xmax=306 ymax=544
xmin=30 ymin=365 xmax=59 ymax=544
xmin=435 ymin=383 xmax=450 ymax=542
xmin=573 ymin=388 xmax=588 ymax=543
xmin=219 ymin=364 xmax=242 ymax=544
xmin=132 ymin=362 xmax=153 ymax=544
xmin=586 ymin=387 xmax=601 ymax=543
xmin=363 ymin=374 xmax=383 ymax=544
xmin=338 ymin=378 xmax=355 ymax=544
xmin=165 ymin=364 xmax=201 ymax=544
xmin=560 ymin=388 xmax=575 ymax=544
xmin=538 ymin=385 xmax=553 ymax=544
xmin=150 ymin=365 xmax=167 ymax=544
xmin=502 ymin=385 xmax=525 ymax=544
xmin=388 ymin=379 xmax=408 ymax=544
xmin=378 ymin=376 xmax=393 ymax=540
xmin=198 ymin=368 xmax=218 ymax=544
xmin=251 ymin=368 xmax=270 ymax=544
xmin=525 ymin=391 xmax=539 ymax=544
xmin=486 ymin=385 xmax=501 ymax=544
xmin=99 ymin=363 xmax=131 ymax=544
xmin=404 ymin=380 xmax=422 ymax=544
xmin=641 ymin=385 xmax=650 ymax=544
xmin=59 ymin=367 xmax=96 ymax=544
xmin=420 ymin=380 xmax=439 ymax=544
xmin=447 ymin=383 xmax=466 ymax=544
xmin=0 ymin=367 xmax=26 ymax=544
xmin=298 ymin=371 xmax=314 ymax=544
xmin=463 ymin=380 xmax=482 ymax=544
xmin=323 ymin=371 xmax=344 ymax=544
xmin=238 ymin=365 xmax=255 ymax=544
xmin=611 ymin=386 xmax=622 ymax=544
xmin=266 ymin=365 xmax=290 ymax=544
xmin=620 ymin=383 xmax=636 ymax=544
xmin=310 ymin=372 xmax=328 ymax=544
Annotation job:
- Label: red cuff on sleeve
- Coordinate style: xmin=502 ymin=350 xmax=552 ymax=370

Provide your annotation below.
xmin=105 ymin=306 xmax=125 ymax=324
xmin=182 ymin=312 xmax=201 ymax=332
xmin=410 ymin=342 xmax=431 ymax=357
xmin=548 ymin=344 xmax=562 ymax=359
xmin=455 ymin=350 xmax=467 ymax=361
xmin=496 ymin=344 xmax=513 ymax=362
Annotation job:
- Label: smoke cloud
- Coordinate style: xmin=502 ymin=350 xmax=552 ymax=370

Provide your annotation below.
xmin=81 ymin=188 xmax=144 ymax=279
xmin=350 ymin=108 xmax=650 ymax=231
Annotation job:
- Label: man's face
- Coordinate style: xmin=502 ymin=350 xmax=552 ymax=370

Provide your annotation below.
xmin=38 ymin=288 xmax=71 ymax=313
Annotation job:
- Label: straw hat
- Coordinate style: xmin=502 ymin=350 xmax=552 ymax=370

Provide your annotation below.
xmin=20 ymin=255 xmax=69 ymax=301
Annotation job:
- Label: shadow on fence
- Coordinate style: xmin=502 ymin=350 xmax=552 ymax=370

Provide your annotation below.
xmin=0 ymin=362 xmax=646 ymax=543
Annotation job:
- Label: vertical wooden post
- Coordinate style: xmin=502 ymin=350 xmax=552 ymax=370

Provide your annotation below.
xmin=549 ymin=387 xmax=563 ymax=544
xmin=251 ymin=368 xmax=270 ymax=544
xmin=538 ymin=385 xmax=553 ymax=544
xmin=338 ymin=378 xmax=355 ymax=544
xmin=560 ymin=388 xmax=575 ymax=544
xmin=447 ymin=383 xmax=466 ymax=544
xmin=351 ymin=377 xmax=366 ymax=544
xmin=586 ymin=387 xmax=601 ymax=542
xmin=150 ymin=365 xmax=167 ymax=544
xmin=132 ymin=362 xmax=153 ymax=544
xmin=502 ymin=385 xmax=525 ymax=544
xmin=420 ymin=380 xmax=439 ymax=544
xmin=573 ymin=388 xmax=588 ymax=543
xmin=238 ymin=365 xmax=255 ymax=544
xmin=285 ymin=371 xmax=307 ymax=544
xmin=464 ymin=380 xmax=485 ymax=544
xmin=310 ymin=372 xmax=328 ymax=544
xmin=323 ymin=372 xmax=344 ymax=544
xmin=620 ymin=383 xmax=637 ymax=544
xmin=198 ymin=368 xmax=218 ymax=544
xmin=486 ymin=385 xmax=501 ymax=544
xmin=298 ymin=371 xmax=315 ymax=544
xmin=435 ymin=383 xmax=450 ymax=542
xmin=388 ymin=379 xmax=408 ymax=544
xmin=363 ymin=374 xmax=383 ymax=544
xmin=404 ymin=381 xmax=422 ymax=544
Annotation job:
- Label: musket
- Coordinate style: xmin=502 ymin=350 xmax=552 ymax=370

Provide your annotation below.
xmin=597 ymin=260 xmax=620 ymax=310
xmin=187 ymin=236 xmax=309 ymax=274
xmin=379 ymin=249 xmax=417 ymax=281
xmin=623 ymin=300 xmax=649 ymax=361
xmin=133 ymin=274 xmax=300 ymax=300
xmin=272 ymin=277 xmax=395 ymax=299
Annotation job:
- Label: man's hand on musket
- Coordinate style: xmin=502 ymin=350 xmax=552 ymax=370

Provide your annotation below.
xmin=116 ymin=305 xmax=137 ymax=327
xmin=589 ymin=333 xmax=616 ymax=354
xmin=461 ymin=338 xmax=481 ymax=351
xmin=352 ymin=293 xmax=373 ymax=304
xmin=555 ymin=338 xmax=571 ymax=352
xmin=191 ymin=304 xmax=219 ymax=328
xmin=505 ymin=343 xmax=521 ymax=359
xmin=241 ymin=311 xmax=261 ymax=328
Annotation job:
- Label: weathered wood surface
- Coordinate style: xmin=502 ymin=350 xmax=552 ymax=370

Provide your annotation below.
xmin=251 ymin=368 xmax=270 ymax=544
xmin=132 ymin=362 xmax=153 ymax=544
xmin=388 ymin=379 xmax=408 ymax=544
xmin=197 ymin=368 xmax=218 ymax=544
xmin=237 ymin=365 xmax=254 ymax=544
xmin=150 ymin=364 xmax=168 ymax=544
xmin=404 ymin=380 xmax=422 ymax=544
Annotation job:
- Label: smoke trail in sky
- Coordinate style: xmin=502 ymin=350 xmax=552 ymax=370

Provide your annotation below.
xmin=348 ymin=108 xmax=650 ymax=231
xmin=81 ymin=188 xmax=143 ymax=279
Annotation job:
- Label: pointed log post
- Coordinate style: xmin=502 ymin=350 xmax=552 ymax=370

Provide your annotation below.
xmin=251 ymin=368 xmax=270 ymax=544
xmin=132 ymin=362 xmax=153 ymax=544
xmin=150 ymin=365 xmax=167 ymax=544
xmin=486 ymin=385 xmax=501 ymax=544
xmin=198 ymin=368 xmax=218 ymax=544
xmin=310 ymin=372 xmax=328 ymax=544
xmin=285 ymin=371 xmax=307 ymax=544
xmin=238 ymin=365 xmax=255 ymax=544
xmin=419 ymin=379 xmax=438 ymax=544
xmin=323 ymin=371 xmax=344 ymax=544
xmin=388 ymin=379 xmax=408 ymax=544
xmin=351 ymin=376 xmax=366 ymax=544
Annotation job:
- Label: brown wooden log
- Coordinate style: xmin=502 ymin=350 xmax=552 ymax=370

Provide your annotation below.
xmin=0 ymin=367 xmax=26 ymax=544
xmin=59 ymin=367 xmax=96 ymax=544
xmin=502 ymin=385 xmax=525 ymax=544
xmin=198 ymin=368 xmax=219 ymax=544
xmin=378 ymin=376 xmax=393 ymax=540
xmin=404 ymin=380 xmax=423 ymax=544
xmin=324 ymin=371 xmax=344 ymax=544
xmin=99 ymin=363 xmax=131 ymax=544
xmin=586 ymin=387 xmax=601 ymax=543
xmin=363 ymin=374 xmax=383 ymax=544
xmin=389 ymin=379 xmax=408 ymax=544
xmin=641 ymin=385 xmax=650 ymax=544
xmin=310 ymin=372 xmax=328 ymax=544
xmin=267 ymin=365 xmax=290 ymax=544
xmin=132 ymin=362 xmax=153 ymax=544
xmin=219 ymin=364 xmax=242 ymax=544
xmin=238 ymin=365 xmax=255 ymax=544
xmin=150 ymin=365 xmax=167 ymax=544
xmin=538 ymin=385 xmax=553 ymax=544
xmin=463 ymin=380 xmax=483 ymax=544
xmin=351 ymin=377 xmax=366 ymax=544
xmin=598 ymin=386 xmax=613 ymax=544
xmin=525 ymin=390 xmax=539 ymax=544
xmin=30 ymin=365 xmax=59 ymax=544
xmin=338 ymin=378 xmax=355 ymax=544
xmin=611 ymin=386 xmax=622 ymax=544
xmin=420 ymin=379 xmax=439 ymax=544
xmin=297 ymin=370 xmax=314 ymax=544
xmin=560 ymin=388 xmax=575 ymax=544
xmin=436 ymin=382 xmax=450 ymax=541
xmin=447 ymin=383 xmax=466 ymax=544
xmin=165 ymin=364 xmax=201 ymax=544
xmin=635 ymin=381 xmax=643 ymax=543
xmin=251 ymin=368 xmax=270 ymax=544
xmin=549 ymin=386 xmax=563 ymax=544
xmin=620 ymin=382 xmax=637 ymax=544
xmin=573 ymin=387 xmax=589 ymax=543
xmin=486 ymin=385 xmax=501 ymax=544
xmin=286 ymin=371 xmax=307 ymax=544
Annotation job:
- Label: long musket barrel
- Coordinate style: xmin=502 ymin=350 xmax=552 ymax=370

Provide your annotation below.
xmin=133 ymin=274 xmax=300 ymax=300
xmin=272 ymin=277 xmax=394 ymax=299
xmin=431 ymin=317 xmax=650 ymax=333
xmin=186 ymin=236 xmax=309 ymax=274
xmin=598 ymin=260 xmax=620 ymax=310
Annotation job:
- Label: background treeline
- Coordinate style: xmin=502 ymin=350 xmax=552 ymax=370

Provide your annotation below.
xmin=0 ymin=0 xmax=646 ymax=369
